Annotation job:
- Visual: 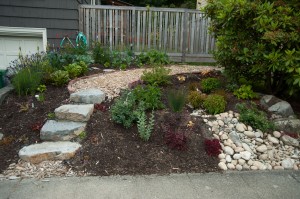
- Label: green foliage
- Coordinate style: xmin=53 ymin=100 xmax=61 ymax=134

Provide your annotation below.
xmin=110 ymin=91 xmax=138 ymax=128
xmin=78 ymin=131 xmax=87 ymax=139
xmin=187 ymin=91 xmax=206 ymax=109
xmin=92 ymin=42 xmax=111 ymax=65
xmin=233 ymin=85 xmax=258 ymax=100
xmin=37 ymin=84 xmax=47 ymax=93
xmin=12 ymin=67 xmax=43 ymax=96
xmin=136 ymin=110 xmax=155 ymax=141
xmin=201 ymin=77 xmax=221 ymax=93
xmin=47 ymin=112 xmax=55 ymax=119
xmin=64 ymin=63 xmax=82 ymax=79
xmin=141 ymin=66 xmax=171 ymax=86
xmin=137 ymin=50 xmax=170 ymax=65
xmin=133 ymin=85 xmax=164 ymax=110
xmin=203 ymin=94 xmax=226 ymax=114
xmin=236 ymin=103 xmax=275 ymax=132
xmin=204 ymin=0 xmax=300 ymax=96
xmin=50 ymin=70 xmax=70 ymax=86
xmin=167 ymin=89 xmax=186 ymax=112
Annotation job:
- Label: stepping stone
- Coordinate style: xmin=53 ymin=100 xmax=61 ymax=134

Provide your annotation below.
xmin=55 ymin=104 xmax=94 ymax=122
xmin=19 ymin=142 xmax=81 ymax=164
xmin=40 ymin=120 xmax=86 ymax=141
xmin=70 ymin=89 xmax=105 ymax=104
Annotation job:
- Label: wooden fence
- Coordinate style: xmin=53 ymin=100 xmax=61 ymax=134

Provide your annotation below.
xmin=79 ymin=5 xmax=215 ymax=62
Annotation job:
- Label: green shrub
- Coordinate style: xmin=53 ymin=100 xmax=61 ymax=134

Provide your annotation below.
xmin=64 ymin=63 xmax=82 ymax=79
xmin=133 ymin=85 xmax=164 ymax=110
xmin=167 ymin=89 xmax=186 ymax=112
xmin=236 ymin=103 xmax=274 ymax=132
xmin=92 ymin=42 xmax=110 ymax=65
xmin=137 ymin=49 xmax=170 ymax=65
xmin=50 ymin=70 xmax=70 ymax=86
xmin=137 ymin=110 xmax=155 ymax=141
xmin=110 ymin=91 xmax=138 ymax=128
xmin=12 ymin=67 xmax=42 ymax=96
xmin=201 ymin=77 xmax=221 ymax=93
xmin=233 ymin=85 xmax=258 ymax=100
xmin=141 ymin=66 xmax=171 ymax=86
xmin=203 ymin=94 xmax=226 ymax=114
xmin=204 ymin=0 xmax=300 ymax=96
xmin=187 ymin=91 xmax=206 ymax=109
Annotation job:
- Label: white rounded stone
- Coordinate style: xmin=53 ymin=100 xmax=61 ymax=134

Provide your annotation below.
xmin=220 ymin=159 xmax=226 ymax=163
xmin=273 ymin=131 xmax=281 ymax=138
xmin=256 ymin=145 xmax=268 ymax=153
xmin=293 ymin=164 xmax=299 ymax=170
xmin=255 ymin=138 xmax=264 ymax=143
xmin=240 ymin=151 xmax=251 ymax=160
xmin=227 ymin=163 xmax=235 ymax=170
xmin=218 ymin=153 xmax=226 ymax=159
xmin=244 ymin=131 xmax=256 ymax=138
xmin=203 ymin=119 xmax=208 ymax=123
xmin=248 ymin=159 xmax=254 ymax=166
xmin=236 ymin=164 xmax=243 ymax=171
xmin=224 ymin=146 xmax=234 ymax=155
xmin=236 ymin=123 xmax=246 ymax=132
xmin=251 ymin=166 xmax=258 ymax=170
xmin=268 ymin=135 xmax=279 ymax=145
xmin=221 ymin=134 xmax=228 ymax=140
xmin=233 ymin=154 xmax=241 ymax=160
xmin=218 ymin=120 xmax=225 ymax=126
xmin=238 ymin=159 xmax=246 ymax=165
xmin=218 ymin=162 xmax=227 ymax=170
xmin=243 ymin=164 xmax=250 ymax=170
xmin=213 ymin=134 xmax=219 ymax=140
xmin=247 ymin=126 xmax=253 ymax=131
xmin=242 ymin=143 xmax=253 ymax=153
xmin=274 ymin=166 xmax=284 ymax=170
xmin=282 ymin=158 xmax=295 ymax=169
xmin=234 ymin=147 xmax=244 ymax=153
xmin=231 ymin=160 xmax=238 ymax=165
xmin=225 ymin=155 xmax=232 ymax=163
xmin=259 ymin=154 xmax=268 ymax=160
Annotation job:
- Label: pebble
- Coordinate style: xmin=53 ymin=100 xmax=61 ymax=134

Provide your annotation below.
xmin=224 ymin=146 xmax=234 ymax=155
xmin=203 ymin=119 xmax=208 ymax=123
xmin=238 ymin=159 xmax=246 ymax=165
xmin=231 ymin=160 xmax=238 ymax=165
xmin=243 ymin=164 xmax=250 ymax=170
xmin=236 ymin=123 xmax=246 ymax=132
xmin=294 ymin=164 xmax=299 ymax=170
xmin=242 ymin=143 xmax=252 ymax=153
xmin=221 ymin=134 xmax=228 ymax=140
xmin=244 ymin=131 xmax=256 ymax=138
xmin=240 ymin=151 xmax=251 ymax=160
xmin=273 ymin=131 xmax=281 ymax=138
xmin=227 ymin=163 xmax=235 ymax=170
xmin=259 ymin=154 xmax=268 ymax=160
xmin=218 ymin=162 xmax=228 ymax=170
xmin=236 ymin=164 xmax=243 ymax=171
xmin=225 ymin=155 xmax=232 ymax=163
xmin=233 ymin=154 xmax=241 ymax=160
xmin=251 ymin=166 xmax=258 ymax=170
xmin=8 ymin=176 xmax=20 ymax=180
xmin=234 ymin=147 xmax=244 ymax=153
xmin=255 ymin=138 xmax=264 ymax=143
xmin=218 ymin=153 xmax=226 ymax=159
xmin=274 ymin=166 xmax=284 ymax=170
xmin=256 ymin=145 xmax=268 ymax=153
xmin=218 ymin=120 xmax=225 ymax=126
xmin=282 ymin=158 xmax=295 ymax=169
xmin=268 ymin=135 xmax=279 ymax=145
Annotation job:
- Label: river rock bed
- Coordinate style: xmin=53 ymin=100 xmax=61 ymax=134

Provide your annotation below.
xmin=192 ymin=110 xmax=300 ymax=171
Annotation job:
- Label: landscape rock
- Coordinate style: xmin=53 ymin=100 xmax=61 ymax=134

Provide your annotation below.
xmin=267 ymin=135 xmax=279 ymax=145
xmin=218 ymin=153 xmax=225 ymax=159
xmin=274 ymin=118 xmax=300 ymax=133
xmin=268 ymin=101 xmax=294 ymax=117
xmin=274 ymin=166 xmax=284 ymax=170
xmin=227 ymin=163 xmax=235 ymax=170
xmin=236 ymin=123 xmax=246 ymax=132
xmin=224 ymin=146 xmax=234 ymax=155
xmin=242 ymin=143 xmax=253 ymax=153
xmin=225 ymin=155 xmax=232 ymax=163
xmin=55 ymin=104 xmax=94 ymax=122
xmin=281 ymin=158 xmax=295 ymax=169
xmin=256 ymin=145 xmax=268 ymax=153
xmin=40 ymin=120 xmax=86 ymax=141
xmin=70 ymin=89 xmax=105 ymax=104
xmin=19 ymin=142 xmax=81 ymax=164
xmin=228 ymin=131 xmax=241 ymax=145
xmin=273 ymin=131 xmax=281 ymax=138
xmin=238 ymin=159 xmax=246 ymax=165
xmin=236 ymin=164 xmax=243 ymax=171
xmin=281 ymin=135 xmax=299 ymax=147
xmin=244 ymin=131 xmax=256 ymax=138
xmin=240 ymin=151 xmax=251 ymax=160
xmin=233 ymin=154 xmax=241 ymax=160
xmin=218 ymin=162 xmax=227 ymax=170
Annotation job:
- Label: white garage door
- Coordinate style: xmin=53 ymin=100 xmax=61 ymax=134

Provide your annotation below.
xmin=0 ymin=36 xmax=43 ymax=70
xmin=0 ymin=26 xmax=47 ymax=70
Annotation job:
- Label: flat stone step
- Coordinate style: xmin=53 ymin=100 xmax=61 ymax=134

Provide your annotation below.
xmin=55 ymin=104 xmax=94 ymax=122
xmin=70 ymin=89 xmax=105 ymax=104
xmin=19 ymin=142 xmax=81 ymax=164
xmin=40 ymin=120 xmax=86 ymax=141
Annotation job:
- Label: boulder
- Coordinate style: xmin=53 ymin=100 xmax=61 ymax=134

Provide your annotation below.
xmin=274 ymin=118 xmax=300 ymax=133
xmin=281 ymin=135 xmax=299 ymax=147
xmin=70 ymin=89 xmax=105 ymax=104
xmin=260 ymin=95 xmax=294 ymax=117
xmin=19 ymin=142 xmax=81 ymax=164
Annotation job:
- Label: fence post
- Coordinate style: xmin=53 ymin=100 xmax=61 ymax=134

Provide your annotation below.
xmin=132 ymin=7 xmax=136 ymax=51
xmin=181 ymin=9 xmax=188 ymax=62
xmin=79 ymin=6 xmax=84 ymax=32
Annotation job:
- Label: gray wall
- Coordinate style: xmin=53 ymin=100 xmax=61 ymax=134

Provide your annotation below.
xmin=0 ymin=0 xmax=93 ymax=47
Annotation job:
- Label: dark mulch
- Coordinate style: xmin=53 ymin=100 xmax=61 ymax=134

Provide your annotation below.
xmin=0 ymin=86 xmax=70 ymax=173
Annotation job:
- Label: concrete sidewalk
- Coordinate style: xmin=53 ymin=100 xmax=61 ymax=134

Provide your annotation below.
xmin=1 ymin=171 xmax=300 ymax=199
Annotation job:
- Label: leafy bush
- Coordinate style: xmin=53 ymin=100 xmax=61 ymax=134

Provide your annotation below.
xmin=204 ymin=139 xmax=222 ymax=157
xmin=133 ymin=85 xmax=164 ymax=110
xmin=110 ymin=91 xmax=137 ymax=128
xmin=12 ymin=67 xmax=42 ymax=96
xmin=165 ymin=130 xmax=188 ymax=151
xmin=141 ymin=66 xmax=171 ymax=86
xmin=137 ymin=110 xmax=155 ymax=141
xmin=203 ymin=94 xmax=226 ymax=114
xmin=92 ymin=42 xmax=110 ymax=65
xmin=233 ymin=85 xmax=258 ymax=100
xmin=50 ymin=70 xmax=70 ymax=86
xmin=204 ymin=0 xmax=300 ymax=96
xmin=137 ymin=49 xmax=170 ymax=65
xmin=167 ymin=89 xmax=186 ymax=112
xmin=236 ymin=103 xmax=274 ymax=132
xmin=201 ymin=77 xmax=221 ymax=93
xmin=64 ymin=63 xmax=82 ymax=79
xmin=187 ymin=91 xmax=206 ymax=109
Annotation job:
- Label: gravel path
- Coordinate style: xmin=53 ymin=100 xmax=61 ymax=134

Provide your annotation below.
xmin=68 ymin=65 xmax=220 ymax=100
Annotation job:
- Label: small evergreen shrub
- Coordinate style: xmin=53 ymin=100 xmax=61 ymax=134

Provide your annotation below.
xmin=133 ymin=85 xmax=164 ymax=110
xmin=64 ymin=63 xmax=82 ymax=79
xmin=141 ymin=66 xmax=171 ymax=86
xmin=233 ymin=85 xmax=258 ymax=100
xmin=236 ymin=103 xmax=274 ymax=132
xmin=50 ymin=70 xmax=70 ymax=86
xmin=92 ymin=42 xmax=110 ymax=65
xmin=167 ymin=89 xmax=186 ymax=112
xmin=201 ymin=77 xmax=221 ymax=93
xmin=203 ymin=94 xmax=226 ymax=114
xmin=187 ymin=91 xmax=206 ymax=109
xmin=110 ymin=91 xmax=137 ymax=128
xmin=137 ymin=49 xmax=170 ymax=65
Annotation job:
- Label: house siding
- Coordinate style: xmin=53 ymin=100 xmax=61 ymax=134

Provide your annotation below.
xmin=0 ymin=0 xmax=92 ymax=47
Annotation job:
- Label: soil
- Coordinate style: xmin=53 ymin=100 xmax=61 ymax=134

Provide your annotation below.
xmin=1 ymin=68 xmax=299 ymax=176
xmin=0 ymin=86 xmax=70 ymax=173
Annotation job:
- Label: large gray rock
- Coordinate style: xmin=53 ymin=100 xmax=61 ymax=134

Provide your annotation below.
xmin=19 ymin=142 xmax=81 ymax=164
xmin=281 ymin=135 xmax=299 ymax=147
xmin=0 ymin=85 xmax=14 ymax=105
xmin=40 ymin=120 xmax=86 ymax=141
xmin=70 ymin=89 xmax=105 ymax=104
xmin=260 ymin=95 xmax=294 ymax=117
xmin=55 ymin=104 xmax=94 ymax=122
xmin=228 ymin=131 xmax=241 ymax=145
xmin=274 ymin=118 xmax=300 ymax=133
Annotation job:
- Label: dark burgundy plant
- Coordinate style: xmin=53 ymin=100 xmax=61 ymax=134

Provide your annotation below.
xmin=30 ymin=121 xmax=44 ymax=132
xmin=94 ymin=103 xmax=108 ymax=112
xmin=165 ymin=130 xmax=188 ymax=151
xmin=204 ymin=139 xmax=222 ymax=157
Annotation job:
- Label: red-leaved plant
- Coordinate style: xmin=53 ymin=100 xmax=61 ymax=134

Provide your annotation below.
xmin=94 ymin=103 xmax=108 ymax=112
xmin=30 ymin=121 xmax=44 ymax=132
xmin=165 ymin=130 xmax=188 ymax=151
xmin=204 ymin=139 xmax=222 ymax=157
